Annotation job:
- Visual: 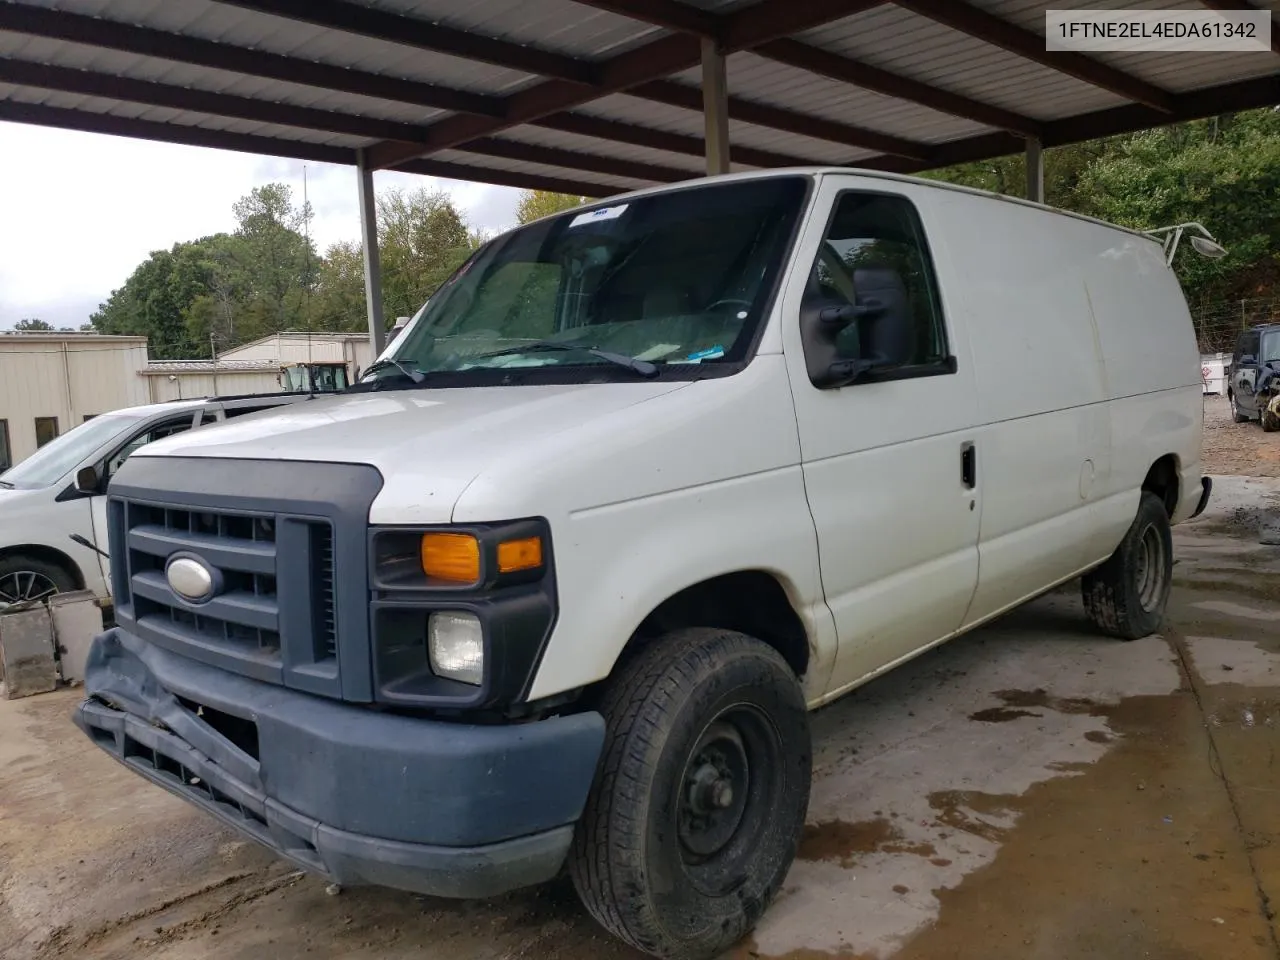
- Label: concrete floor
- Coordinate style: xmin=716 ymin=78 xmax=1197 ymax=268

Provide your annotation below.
xmin=2 ymin=476 xmax=1279 ymax=960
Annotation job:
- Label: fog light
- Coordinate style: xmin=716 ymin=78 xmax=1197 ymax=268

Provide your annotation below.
xmin=427 ymin=612 xmax=483 ymax=685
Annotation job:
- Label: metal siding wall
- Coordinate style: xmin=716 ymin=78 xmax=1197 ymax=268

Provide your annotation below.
xmin=144 ymin=371 xmax=280 ymax=402
xmin=0 ymin=340 xmax=149 ymax=466
xmin=218 ymin=336 xmax=282 ymax=362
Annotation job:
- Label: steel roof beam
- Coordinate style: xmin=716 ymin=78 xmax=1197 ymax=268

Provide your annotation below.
xmin=0 ymin=58 xmax=685 ymax=185
xmin=0 ymin=2 xmax=503 ymax=118
xmin=211 ymin=0 xmax=597 ymax=85
xmin=755 ymin=38 xmax=1042 ymax=137
xmin=632 ymin=79 xmax=928 ymax=159
xmin=0 ymin=99 xmax=618 ymax=196
xmin=530 ymin=112 xmax=811 ymax=168
xmin=891 ymin=0 xmax=1175 ymax=113
xmin=365 ymin=2 xmax=899 ymax=168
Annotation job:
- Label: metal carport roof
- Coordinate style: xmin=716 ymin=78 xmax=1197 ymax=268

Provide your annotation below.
xmin=1 ymin=0 xmax=1276 ymax=349
xmin=1 ymin=0 xmax=1276 ymax=197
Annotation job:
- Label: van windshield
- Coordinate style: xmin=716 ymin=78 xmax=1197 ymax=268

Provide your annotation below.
xmin=0 ymin=413 xmax=144 ymax=490
xmin=366 ymin=177 xmax=808 ymax=385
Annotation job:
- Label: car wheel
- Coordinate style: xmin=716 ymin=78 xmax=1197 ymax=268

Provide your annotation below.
xmin=1262 ymin=400 xmax=1280 ymax=432
xmin=1230 ymin=392 xmax=1250 ymax=423
xmin=570 ymin=628 xmax=811 ymax=960
xmin=0 ymin=554 xmax=78 ymax=611
xmin=1081 ymin=491 xmax=1173 ymax=640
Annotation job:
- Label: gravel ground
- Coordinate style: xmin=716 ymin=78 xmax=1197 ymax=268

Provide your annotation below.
xmin=1202 ymin=394 xmax=1280 ymax=477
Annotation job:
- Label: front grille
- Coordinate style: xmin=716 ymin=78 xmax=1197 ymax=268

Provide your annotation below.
xmin=115 ymin=498 xmax=339 ymax=691
xmin=105 ymin=455 xmax=383 ymax=702
xmin=311 ymin=524 xmax=337 ymax=659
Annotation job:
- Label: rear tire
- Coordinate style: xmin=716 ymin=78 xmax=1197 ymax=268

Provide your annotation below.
xmin=569 ymin=628 xmax=810 ymax=960
xmin=1081 ymin=492 xmax=1173 ymax=640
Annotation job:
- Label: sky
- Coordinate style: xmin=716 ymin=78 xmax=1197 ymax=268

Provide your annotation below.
xmin=0 ymin=122 xmax=525 ymax=330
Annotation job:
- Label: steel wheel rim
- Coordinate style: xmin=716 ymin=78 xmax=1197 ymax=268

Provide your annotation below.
xmin=673 ymin=702 xmax=783 ymax=897
xmin=1134 ymin=522 xmax=1166 ymax=612
xmin=0 ymin=570 xmax=60 ymax=610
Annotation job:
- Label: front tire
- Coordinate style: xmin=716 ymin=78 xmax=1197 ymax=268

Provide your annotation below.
xmin=570 ymin=628 xmax=810 ymax=960
xmin=1081 ymin=491 xmax=1173 ymax=640
xmin=1262 ymin=400 xmax=1280 ymax=432
xmin=1230 ymin=392 xmax=1250 ymax=423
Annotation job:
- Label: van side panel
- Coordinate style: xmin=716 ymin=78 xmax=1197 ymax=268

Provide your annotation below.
xmin=1084 ymin=236 xmax=1203 ymax=530
xmin=928 ymin=195 xmax=1114 ymax=625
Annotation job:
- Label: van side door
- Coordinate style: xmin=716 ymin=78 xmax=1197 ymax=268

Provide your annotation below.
xmin=779 ymin=177 xmax=982 ymax=697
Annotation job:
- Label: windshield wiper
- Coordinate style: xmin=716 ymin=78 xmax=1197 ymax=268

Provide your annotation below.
xmin=358 ymin=358 xmax=426 ymax=384
xmin=0 ymin=480 xmax=12 ymax=489
xmin=474 ymin=341 xmax=659 ymax=378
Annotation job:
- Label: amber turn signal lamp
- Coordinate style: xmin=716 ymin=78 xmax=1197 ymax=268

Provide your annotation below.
xmin=497 ymin=536 xmax=543 ymax=573
xmin=420 ymin=533 xmax=481 ymax=583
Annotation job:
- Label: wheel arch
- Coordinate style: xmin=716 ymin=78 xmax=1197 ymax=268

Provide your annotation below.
xmin=619 ymin=569 xmax=812 ymax=682
xmin=0 ymin=544 xmax=86 ymax=590
xmin=1142 ymin=454 xmax=1181 ymax=518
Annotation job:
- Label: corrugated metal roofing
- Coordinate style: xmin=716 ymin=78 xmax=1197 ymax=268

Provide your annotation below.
xmin=0 ymin=0 xmax=1276 ymax=196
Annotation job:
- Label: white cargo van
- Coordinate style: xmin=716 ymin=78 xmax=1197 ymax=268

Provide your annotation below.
xmin=0 ymin=394 xmax=307 ymax=608
xmin=77 ymin=170 xmax=1209 ymax=960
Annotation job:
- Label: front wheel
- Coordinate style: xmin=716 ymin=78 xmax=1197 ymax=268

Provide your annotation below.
xmin=1081 ymin=491 xmax=1173 ymax=640
xmin=1230 ymin=392 xmax=1250 ymax=423
xmin=570 ymin=628 xmax=811 ymax=960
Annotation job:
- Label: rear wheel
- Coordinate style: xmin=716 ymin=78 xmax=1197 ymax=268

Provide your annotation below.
xmin=1081 ymin=492 xmax=1173 ymax=640
xmin=570 ymin=628 xmax=810 ymax=960
xmin=0 ymin=554 xmax=77 ymax=611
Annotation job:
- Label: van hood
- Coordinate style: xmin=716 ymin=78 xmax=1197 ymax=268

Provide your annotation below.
xmin=137 ymin=381 xmax=691 ymax=518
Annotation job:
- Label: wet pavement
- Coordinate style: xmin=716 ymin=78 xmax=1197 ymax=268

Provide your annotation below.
xmin=2 ymin=475 xmax=1279 ymax=960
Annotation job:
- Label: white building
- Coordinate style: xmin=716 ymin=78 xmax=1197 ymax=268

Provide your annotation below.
xmin=0 ymin=332 xmax=150 ymax=470
xmin=141 ymin=332 xmax=378 ymax=403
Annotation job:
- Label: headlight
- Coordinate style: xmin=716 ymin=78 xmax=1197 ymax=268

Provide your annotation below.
xmin=428 ymin=611 xmax=483 ymax=685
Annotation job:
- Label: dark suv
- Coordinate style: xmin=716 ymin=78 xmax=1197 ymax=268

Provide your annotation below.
xmin=1229 ymin=323 xmax=1280 ymax=424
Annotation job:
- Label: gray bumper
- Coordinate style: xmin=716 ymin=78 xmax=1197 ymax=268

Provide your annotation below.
xmin=75 ymin=628 xmax=605 ymax=899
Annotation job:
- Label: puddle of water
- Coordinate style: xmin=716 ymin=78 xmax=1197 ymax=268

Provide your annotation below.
xmin=968 ymin=707 xmax=1041 ymax=723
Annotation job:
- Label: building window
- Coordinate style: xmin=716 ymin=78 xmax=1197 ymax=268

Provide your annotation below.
xmin=83 ymin=414 xmax=97 ymax=422
xmin=0 ymin=420 xmax=10 ymax=472
xmin=35 ymin=417 xmax=59 ymax=448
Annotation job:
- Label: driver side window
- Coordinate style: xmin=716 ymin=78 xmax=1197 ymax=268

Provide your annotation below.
xmin=808 ymin=192 xmax=949 ymax=371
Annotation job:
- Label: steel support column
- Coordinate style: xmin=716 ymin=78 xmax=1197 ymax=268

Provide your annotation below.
xmin=700 ymin=38 xmax=730 ymax=175
xmin=357 ymin=148 xmax=387 ymax=357
xmin=1025 ymin=136 xmax=1044 ymax=203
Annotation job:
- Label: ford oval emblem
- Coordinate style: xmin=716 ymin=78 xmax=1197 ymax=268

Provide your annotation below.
xmin=166 ymin=556 xmax=218 ymax=603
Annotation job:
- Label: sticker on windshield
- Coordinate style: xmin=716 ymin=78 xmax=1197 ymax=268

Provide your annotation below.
xmin=670 ymin=345 xmax=726 ymax=364
xmin=569 ymin=204 xmax=629 ymax=227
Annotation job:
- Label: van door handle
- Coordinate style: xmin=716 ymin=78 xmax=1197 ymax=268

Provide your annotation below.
xmin=961 ymin=442 xmax=976 ymax=489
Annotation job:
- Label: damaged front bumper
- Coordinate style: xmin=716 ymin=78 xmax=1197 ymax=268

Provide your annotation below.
xmin=74 ymin=628 xmax=604 ymax=899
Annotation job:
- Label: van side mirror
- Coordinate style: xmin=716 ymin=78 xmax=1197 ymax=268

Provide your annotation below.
xmin=799 ymin=298 xmax=885 ymax=388
xmin=74 ymin=464 xmax=102 ymax=495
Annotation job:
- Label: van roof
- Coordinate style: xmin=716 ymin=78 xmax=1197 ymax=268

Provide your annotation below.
xmin=550 ymin=167 xmax=1160 ymax=248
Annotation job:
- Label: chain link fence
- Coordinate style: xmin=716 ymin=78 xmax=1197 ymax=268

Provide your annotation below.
xmin=1193 ymin=296 xmax=1280 ymax=355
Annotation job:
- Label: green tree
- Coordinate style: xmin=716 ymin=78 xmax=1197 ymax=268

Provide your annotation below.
xmin=14 ymin=318 xmax=52 ymax=331
xmin=313 ymin=240 xmax=367 ymax=331
xmin=515 ymin=190 xmax=589 ymax=225
xmin=377 ymin=187 xmax=481 ymax=319
xmin=231 ymin=183 xmax=317 ymax=333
